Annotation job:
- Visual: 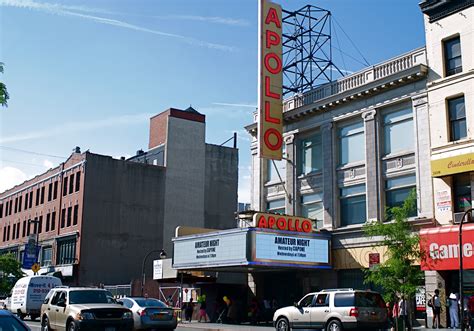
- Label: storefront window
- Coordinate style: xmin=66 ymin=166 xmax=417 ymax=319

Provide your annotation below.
xmin=301 ymin=193 xmax=323 ymax=229
xmin=300 ymin=133 xmax=322 ymax=175
xmin=338 ymin=121 xmax=365 ymax=166
xmin=41 ymin=246 xmax=52 ymax=267
xmin=267 ymin=146 xmax=286 ymax=182
xmin=56 ymin=238 xmax=76 ymax=265
xmin=453 ymin=173 xmax=472 ymax=212
xmin=340 ymin=184 xmax=366 ymax=226
xmin=267 ymin=199 xmax=285 ymax=215
xmin=385 ymin=174 xmax=417 ymax=219
xmin=383 ymin=108 xmax=414 ymax=155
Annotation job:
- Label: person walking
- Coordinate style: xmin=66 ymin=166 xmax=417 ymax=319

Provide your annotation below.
xmin=448 ymin=292 xmax=459 ymax=329
xmin=185 ymin=297 xmax=194 ymax=322
xmin=198 ymin=298 xmax=208 ymax=322
xmin=430 ymin=289 xmax=442 ymax=329
xmin=399 ymin=295 xmax=408 ymax=330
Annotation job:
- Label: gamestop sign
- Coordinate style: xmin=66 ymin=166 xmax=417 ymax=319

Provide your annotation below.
xmin=420 ymin=224 xmax=474 ymax=271
xmin=258 ymin=0 xmax=283 ymax=160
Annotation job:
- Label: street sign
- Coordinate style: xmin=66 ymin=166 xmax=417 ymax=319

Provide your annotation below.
xmin=31 ymin=263 xmax=41 ymax=274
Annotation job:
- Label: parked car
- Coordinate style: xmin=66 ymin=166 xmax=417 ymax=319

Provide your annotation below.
xmin=40 ymin=287 xmax=134 ymax=331
xmin=273 ymin=288 xmax=387 ymax=331
xmin=118 ymin=297 xmax=177 ymax=330
xmin=9 ymin=275 xmax=62 ymax=321
xmin=0 ymin=309 xmax=31 ymax=330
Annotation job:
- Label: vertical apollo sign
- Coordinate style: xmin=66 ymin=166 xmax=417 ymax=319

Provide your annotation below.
xmin=258 ymin=0 xmax=283 ymax=160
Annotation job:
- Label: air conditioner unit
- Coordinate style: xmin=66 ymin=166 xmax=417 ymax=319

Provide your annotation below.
xmin=453 ymin=212 xmax=473 ymax=224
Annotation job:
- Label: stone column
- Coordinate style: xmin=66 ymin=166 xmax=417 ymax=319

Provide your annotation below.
xmin=285 ymin=134 xmax=296 ymax=215
xmin=321 ymin=122 xmax=334 ymax=229
xmin=425 ymin=271 xmax=447 ymax=328
xmin=362 ymin=109 xmax=380 ymax=221
xmin=412 ymin=93 xmax=434 ymax=219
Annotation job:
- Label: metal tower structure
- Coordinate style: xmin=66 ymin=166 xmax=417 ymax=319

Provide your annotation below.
xmin=282 ymin=5 xmax=344 ymax=96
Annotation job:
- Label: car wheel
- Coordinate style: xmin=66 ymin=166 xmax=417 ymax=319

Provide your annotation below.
xmin=67 ymin=321 xmax=77 ymax=331
xmin=41 ymin=317 xmax=50 ymax=331
xmin=326 ymin=319 xmax=343 ymax=331
xmin=275 ymin=317 xmax=290 ymax=331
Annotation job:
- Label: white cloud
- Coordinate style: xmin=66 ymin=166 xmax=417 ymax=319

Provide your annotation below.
xmin=0 ymin=112 xmax=154 ymax=144
xmin=156 ymin=15 xmax=250 ymax=27
xmin=212 ymin=102 xmax=257 ymax=108
xmin=0 ymin=0 xmax=236 ymax=52
xmin=42 ymin=159 xmax=54 ymax=168
xmin=0 ymin=166 xmax=28 ymax=193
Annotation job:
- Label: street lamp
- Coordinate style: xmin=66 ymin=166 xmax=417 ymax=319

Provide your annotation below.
xmin=27 ymin=218 xmax=40 ymax=275
xmin=459 ymin=208 xmax=473 ymax=331
xmin=141 ymin=249 xmax=167 ymax=297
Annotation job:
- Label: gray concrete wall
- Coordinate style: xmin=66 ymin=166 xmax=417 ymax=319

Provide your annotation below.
xmin=204 ymin=144 xmax=238 ymax=229
xmin=80 ymin=153 xmax=166 ymax=285
xmin=163 ymin=116 xmax=206 ymax=255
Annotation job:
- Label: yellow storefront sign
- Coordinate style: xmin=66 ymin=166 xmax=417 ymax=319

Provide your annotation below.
xmin=431 ymin=153 xmax=474 ymax=177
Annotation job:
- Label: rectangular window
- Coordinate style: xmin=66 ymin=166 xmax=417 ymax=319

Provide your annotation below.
xmin=69 ymin=174 xmax=74 ymax=194
xmin=40 ymin=186 xmax=45 ymax=204
xmin=67 ymin=206 xmax=72 ymax=227
xmin=46 ymin=213 xmax=50 ymax=232
xmin=267 ymin=146 xmax=286 ymax=182
xmin=448 ymin=96 xmax=467 ymax=142
xmin=6 ymin=225 xmax=10 ymax=241
xmin=8 ymin=200 xmax=12 ymax=215
xmin=339 ymin=121 xmax=365 ymax=166
xmin=38 ymin=215 xmax=43 ymax=234
xmin=41 ymin=246 xmax=52 ymax=267
xmin=24 ymin=193 xmax=28 ymax=210
xmin=300 ymin=132 xmax=322 ymax=175
xmin=385 ymin=174 xmax=417 ymax=219
xmin=75 ymin=172 xmax=81 ymax=192
xmin=51 ymin=211 xmax=56 ymax=231
xmin=340 ymin=184 xmax=367 ymax=226
xmin=53 ymin=181 xmax=58 ymax=200
xmin=48 ymin=183 xmax=52 ymax=202
xmin=22 ymin=220 xmax=26 ymax=237
xmin=16 ymin=222 xmax=20 ymax=239
xmin=266 ymin=199 xmax=285 ymax=215
xmin=18 ymin=196 xmax=22 ymax=212
xmin=0 ymin=204 xmax=3 ymax=218
xmin=29 ymin=192 xmax=33 ymax=208
xmin=14 ymin=197 xmax=18 ymax=214
xmin=36 ymin=188 xmax=40 ymax=206
xmin=383 ymin=108 xmax=414 ymax=155
xmin=33 ymin=217 xmax=38 ymax=234
xmin=2 ymin=227 xmax=6 ymax=242
xmin=453 ymin=173 xmax=471 ymax=213
xmin=73 ymin=205 xmax=79 ymax=226
xmin=61 ymin=208 xmax=66 ymax=228
xmin=301 ymin=193 xmax=323 ymax=229
xmin=56 ymin=238 xmax=76 ymax=265
xmin=12 ymin=224 xmax=16 ymax=239
xmin=63 ymin=177 xmax=68 ymax=196
xmin=444 ymin=36 xmax=462 ymax=76
xmin=26 ymin=221 xmax=30 ymax=236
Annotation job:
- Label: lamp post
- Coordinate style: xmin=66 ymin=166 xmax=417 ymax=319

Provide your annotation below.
xmin=141 ymin=249 xmax=167 ymax=297
xmin=459 ymin=208 xmax=473 ymax=331
xmin=27 ymin=218 xmax=40 ymax=274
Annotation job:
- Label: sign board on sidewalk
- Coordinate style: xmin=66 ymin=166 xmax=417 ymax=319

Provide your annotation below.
xmin=153 ymin=260 xmax=163 ymax=280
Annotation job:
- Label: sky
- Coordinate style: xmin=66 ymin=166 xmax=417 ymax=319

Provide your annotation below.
xmin=0 ymin=0 xmax=426 ymax=202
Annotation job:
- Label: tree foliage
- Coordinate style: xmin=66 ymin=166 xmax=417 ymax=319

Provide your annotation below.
xmin=0 ymin=253 xmax=24 ymax=295
xmin=0 ymin=62 xmax=9 ymax=107
xmin=363 ymin=190 xmax=424 ymax=302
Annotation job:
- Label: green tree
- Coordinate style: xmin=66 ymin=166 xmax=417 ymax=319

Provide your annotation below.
xmin=0 ymin=253 xmax=24 ymax=295
xmin=0 ymin=62 xmax=9 ymax=107
xmin=363 ymin=189 xmax=424 ymax=303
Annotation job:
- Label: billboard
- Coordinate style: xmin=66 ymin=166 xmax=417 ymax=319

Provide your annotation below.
xmin=258 ymin=0 xmax=283 ymax=160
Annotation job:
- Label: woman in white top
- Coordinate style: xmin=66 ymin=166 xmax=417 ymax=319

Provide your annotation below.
xmin=448 ymin=292 xmax=459 ymax=329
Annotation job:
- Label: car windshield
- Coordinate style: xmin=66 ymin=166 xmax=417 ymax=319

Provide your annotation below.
xmin=355 ymin=292 xmax=386 ymax=308
xmin=135 ymin=298 xmax=167 ymax=308
xmin=0 ymin=316 xmax=28 ymax=331
xmin=69 ymin=290 xmax=109 ymax=304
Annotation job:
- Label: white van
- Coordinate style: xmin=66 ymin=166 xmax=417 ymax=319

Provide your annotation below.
xmin=9 ymin=275 xmax=62 ymax=320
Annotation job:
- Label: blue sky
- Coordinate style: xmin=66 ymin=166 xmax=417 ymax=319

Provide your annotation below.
xmin=0 ymin=0 xmax=426 ymax=202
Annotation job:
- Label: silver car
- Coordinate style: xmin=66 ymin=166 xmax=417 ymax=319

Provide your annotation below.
xmin=118 ymin=297 xmax=177 ymax=331
xmin=273 ymin=289 xmax=387 ymax=331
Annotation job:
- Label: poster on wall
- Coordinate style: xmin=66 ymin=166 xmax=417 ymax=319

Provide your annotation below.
xmin=415 ymin=286 xmax=426 ymax=312
xmin=435 ymin=189 xmax=451 ymax=212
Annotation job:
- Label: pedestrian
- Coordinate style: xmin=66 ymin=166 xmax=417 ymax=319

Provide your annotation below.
xmin=185 ymin=297 xmax=194 ymax=322
xmin=448 ymin=292 xmax=459 ymax=329
xmin=430 ymin=289 xmax=442 ymax=329
xmin=386 ymin=301 xmax=393 ymax=331
xmin=467 ymin=294 xmax=474 ymax=330
xmin=198 ymin=298 xmax=208 ymax=322
xmin=399 ymin=295 xmax=408 ymax=330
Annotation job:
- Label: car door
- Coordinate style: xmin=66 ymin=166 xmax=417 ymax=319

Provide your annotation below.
xmin=47 ymin=291 xmax=62 ymax=330
xmin=310 ymin=293 xmax=330 ymax=329
xmin=291 ymin=294 xmax=314 ymax=328
xmin=54 ymin=291 xmax=68 ymax=331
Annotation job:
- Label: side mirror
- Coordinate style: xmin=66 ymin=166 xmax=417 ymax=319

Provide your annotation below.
xmin=294 ymin=302 xmax=300 ymax=308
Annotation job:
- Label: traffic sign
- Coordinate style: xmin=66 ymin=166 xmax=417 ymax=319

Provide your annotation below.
xmin=32 ymin=263 xmax=41 ymax=274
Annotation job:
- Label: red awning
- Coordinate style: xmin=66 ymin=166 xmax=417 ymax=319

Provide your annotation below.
xmin=420 ymin=224 xmax=474 ymax=271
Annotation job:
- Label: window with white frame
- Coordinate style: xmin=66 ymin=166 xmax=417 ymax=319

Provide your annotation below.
xmin=444 ymin=36 xmax=462 ymax=76
xmin=340 ymin=184 xmax=366 ymax=226
xmin=300 ymin=132 xmax=322 ymax=175
xmin=267 ymin=146 xmax=286 ymax=182
xmin=383 ymin=108 xmax=414 ymax=155
xmin=41 ymin=246 xmax=52 ymax=267
xmin=385 ymin=174 xmax=417 ymax=219
xmin=448 ymin=96 xmax=466 ymax=142
xmin=301 ymin=192 xmax=323 ymax=229
xmin=266 ymin=199 xmax=285 ymax=215
xmin=338 ymin=122 xmax=365 ymax=166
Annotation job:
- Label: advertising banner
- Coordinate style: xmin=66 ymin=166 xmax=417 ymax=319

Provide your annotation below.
xmin=420 ymin=224 xmax=474 ymax=270
xmin=22 ymin=236 xmax=39 ymax=269
xmin=431 ymin=153 xmax=474 ymax=177
xmin=258 ymin=0 xmax=283 ymax=160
